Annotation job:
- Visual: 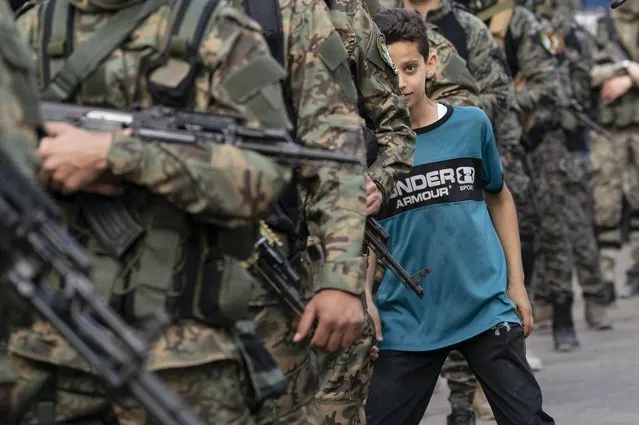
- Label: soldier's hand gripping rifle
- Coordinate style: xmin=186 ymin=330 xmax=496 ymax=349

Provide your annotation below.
xmin=40 ymin=102 xmax=364 ymax=258
xmin=364 ymin=217 xmax=428 ymax=299
xmin=0 ymin=151 xmax=208 ymax=425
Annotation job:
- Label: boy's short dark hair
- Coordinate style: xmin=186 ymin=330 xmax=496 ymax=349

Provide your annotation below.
xmin=374 ymin=8 xmax=430 ymax=60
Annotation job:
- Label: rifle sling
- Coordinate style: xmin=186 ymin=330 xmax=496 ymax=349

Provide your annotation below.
xmin=42 ymin=0 xmax=165 ymax=102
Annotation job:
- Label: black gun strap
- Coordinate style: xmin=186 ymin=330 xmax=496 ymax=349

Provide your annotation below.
xmin=41 ymin=0 xmax=165 ymax=101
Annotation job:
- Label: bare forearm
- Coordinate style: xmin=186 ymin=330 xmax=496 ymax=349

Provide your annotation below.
xmin=365 ymin=250 xmax=378 ymax=303
xmin=485 ymin=185 xmax=524 ymax=288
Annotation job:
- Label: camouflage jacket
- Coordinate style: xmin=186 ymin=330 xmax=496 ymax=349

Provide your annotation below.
xmin=426 ymin=0 xmax=512 ymax=123
xmin=12 ymin=0 xmax=294 ymax=371
xmin=504 ymin=6 xmax=561 ymax=132
xmin=578 ymin=8 xmax=639 ymax=128
xmin=328 ymin=0 xmax=415 ymax=203
xmin=236 ymin=0 xmax=368 ymax=298
xmin=426 ymin=23 xmax=481 ymax=107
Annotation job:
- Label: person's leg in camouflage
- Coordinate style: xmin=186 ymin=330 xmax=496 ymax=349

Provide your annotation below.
xmin=314 ymin=298 xmax=376 ymax=425
xmin=441 ymin=351 xmax=479 ymax=425
xmin=562 ymin=151 xmax=614 ymax=330
xmin=250 ymin=303 xmax=322 ymax=425
xmin=532 ymin=131 xmax=578 ymax=352
xmin=10 ymin=355 xmax=258 ymax=425
xmin=590 ymin=130 xmax=625 ymax=297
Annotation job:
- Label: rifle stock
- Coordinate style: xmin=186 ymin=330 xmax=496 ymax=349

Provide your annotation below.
xmin=0 ymin=151 xmax=207 ymax=425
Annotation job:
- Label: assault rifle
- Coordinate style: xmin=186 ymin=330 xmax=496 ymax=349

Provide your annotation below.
xmin=364 ymin=217 xmax=428 ymax=299
xmin=0 ymin=151 xmax=207 ymax=425
xmin=566 ymin=100 xmax=615 ymax=141
xmin=247 ymin=223 xmax=307 ymax=317
xmin=40 ymin=102 xmax=364 ymax=258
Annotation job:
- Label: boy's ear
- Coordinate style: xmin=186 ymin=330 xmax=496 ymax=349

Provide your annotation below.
xmin=425 ymin=51 xmax=438 ymax=79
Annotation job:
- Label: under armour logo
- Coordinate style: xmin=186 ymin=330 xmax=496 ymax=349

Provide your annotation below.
xmin=456 ymin=167 xmax=475 ymax=184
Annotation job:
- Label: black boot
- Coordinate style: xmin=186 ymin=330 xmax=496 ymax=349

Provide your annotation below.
xmin=447 ymin=406 xmax=476 ymax=425
xmin=625 ymin=264 xmax=639 ymax=297
xmin=553 ymin=294 xmax=580 ymax=352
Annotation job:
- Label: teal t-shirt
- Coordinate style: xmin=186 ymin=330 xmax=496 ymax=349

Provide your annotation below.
xmin=375 ymin=105 xmax=520 ymax=352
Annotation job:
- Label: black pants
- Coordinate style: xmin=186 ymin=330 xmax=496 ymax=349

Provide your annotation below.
xmin=365 ymin=323 xmax=555 ymax=425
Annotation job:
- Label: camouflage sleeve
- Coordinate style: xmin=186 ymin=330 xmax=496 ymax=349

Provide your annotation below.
xmin=16 ymin=5 xmax=291 ymax=226
xmin=0 ymin=5 xmax=39 ymax=178
xmin=456 ymin=9 xmax=511 ymax=122
xmin=349 ymin=1 xmax=415 ymax=200
xmin=512 ymin=8 xmax=560 ymax=130
xmin=587 ymin=18 xmax=624 ymax=87
xmin=426 ymin=27 xmax=481 ymax=107
xmin=284 ymin=0 xmax=367 ymax=296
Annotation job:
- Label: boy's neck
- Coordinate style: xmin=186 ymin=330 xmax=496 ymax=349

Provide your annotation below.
xmin=410 ymin=97 xmax=439 ymax=129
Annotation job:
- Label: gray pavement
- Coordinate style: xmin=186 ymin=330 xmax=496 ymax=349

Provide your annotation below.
xmin=419 ymin=249 xmax=639 ymax=425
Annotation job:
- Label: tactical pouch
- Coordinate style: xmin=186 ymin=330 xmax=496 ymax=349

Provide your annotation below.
xmin=180 ymin=249 xmax=253 ymax=327
xmin=146 ymin=0 xmax=221 ymax=107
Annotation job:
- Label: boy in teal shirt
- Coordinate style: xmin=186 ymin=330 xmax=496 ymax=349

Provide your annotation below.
xmin=365 ymin=8 xmax=554 ymax=425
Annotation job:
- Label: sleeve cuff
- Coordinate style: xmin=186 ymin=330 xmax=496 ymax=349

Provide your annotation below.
xmin=315 ymin=257 xmax=367 ymax=296
xmin=106 ymin=134 xmax=145 ymax=177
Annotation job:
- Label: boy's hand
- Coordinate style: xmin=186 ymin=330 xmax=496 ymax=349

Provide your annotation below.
xmin=508 ymin=283 xmax=534 ymax=337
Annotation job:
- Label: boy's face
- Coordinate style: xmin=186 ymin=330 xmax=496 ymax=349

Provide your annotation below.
xmin=387 ymin=41 xmax=428 ymax=111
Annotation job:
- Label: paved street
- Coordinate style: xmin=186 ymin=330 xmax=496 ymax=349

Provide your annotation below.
xmin=420 ymin=249 xmax=639 ymax=425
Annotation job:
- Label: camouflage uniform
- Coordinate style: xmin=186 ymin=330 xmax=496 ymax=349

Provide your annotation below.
xmin=0 ymin=1 xmax=41 ymax=417
xmin=497 ymin=5 xmax=576 ymax=352
xmin=228 ymin=1 xmax=369 ymax=424
xmin=312 ymin=2 xmax=415 ymax=425
xmin=425 ymin=25 xmax=481 ymax=107
xmin=578 ymin=6 xmax=639 ymax=297
xmin=10 ymin=1 xmax=305 ymax=424
xmin=534 ymin=4 xmax=614 ymax=328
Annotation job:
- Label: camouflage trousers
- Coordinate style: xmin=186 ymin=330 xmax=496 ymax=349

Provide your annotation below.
xmin=534 ymin=150 xmax=610 ymax=305
xmin=531 ymin=131 xmax=575 ymax=303
xmin=250 ymin=304 xmax=322 ymax=425
xmin=9 ymin=355 xmax=256 ymax=425
xmin=590 ymin=128 xmax=639 ymax=283
xmin=314 ymin=297 xmax=376 ymax=425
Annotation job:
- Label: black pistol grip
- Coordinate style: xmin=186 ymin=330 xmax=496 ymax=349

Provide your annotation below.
xmin=80 ymin=195 xmax=144 ymax=258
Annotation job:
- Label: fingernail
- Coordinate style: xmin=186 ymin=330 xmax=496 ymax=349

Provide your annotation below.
xmin=293 ymin=333 xmax=301 ymax=342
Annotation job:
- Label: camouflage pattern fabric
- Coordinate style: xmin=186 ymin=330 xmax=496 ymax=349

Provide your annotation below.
xmin=426 ymin=25 xmax=481 ymax=107
xmin=590 ymin=129 xmax=639 ymax=283
xmin=583 ymin=8 xmax=639 ymax=285
xmin=10 ymin=355 xmax=256 ymax=425
xmin=12 ymin=0 xmax=298 ymax=422
xmin=533 ymin=10 xmax=611 ymax=306
xmin=313 ymin=1 xmax=415 ymax=424
xmin=425 ymin=0 xmax=512 ymax=123
xmin=231 ymin=0 xmax=368 ymax=423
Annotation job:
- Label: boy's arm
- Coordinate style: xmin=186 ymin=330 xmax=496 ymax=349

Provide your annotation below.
xmin=485 ymin=185 xmax=533 ymax=337
xmin=480 ymin=112 xmax=533 ymax=336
